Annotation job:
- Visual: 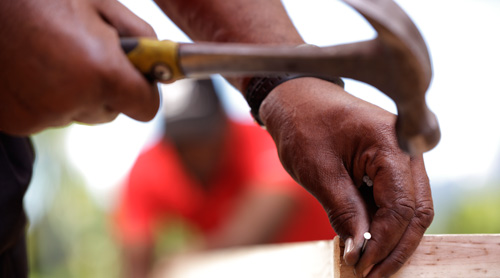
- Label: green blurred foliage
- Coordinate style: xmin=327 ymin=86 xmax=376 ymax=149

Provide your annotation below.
xmin=28 ymin=180 xmax=121 ymax=278
xmin=25 ymin=128 xmax=500 ymax=277
xmin=444 ymin=184 xmax=500 ymax=234
xmin=26 ymin=128 xmax=200 ymax=278
xmin=154 ymin=218 xmax=203 ymax=257
xmin=426 ymin=180 xmax=500 ymax=234
xmin=27 ymin=128 xmax=120 ymax=278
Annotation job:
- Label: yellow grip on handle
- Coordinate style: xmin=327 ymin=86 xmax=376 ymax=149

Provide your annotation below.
xmin=122 ymin=38 xmax=184 ymax=83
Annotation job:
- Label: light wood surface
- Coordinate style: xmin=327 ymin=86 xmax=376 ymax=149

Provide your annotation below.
xmin=151 ymin=234 xmax=500 ymax=278
xmin=335 ymin=234 xmax=500 ymax=278
xmin=151 ymin=240 xmax=334 ymax=278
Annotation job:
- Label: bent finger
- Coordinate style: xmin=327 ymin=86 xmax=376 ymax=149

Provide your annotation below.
xmin=95 ymin=0 xmax=160 ymax=122
xmin=73 ymin=104 xmax=119 ymax=124
xmin=309 ymin=167 xmax=371 ymax=266
xmin=355 ymin=150 xmax=416 ymax=276
xmin=366 ymin=156 xmax=433 ymax=278
xmin=96 ymin=0 xmax=157 ymax=38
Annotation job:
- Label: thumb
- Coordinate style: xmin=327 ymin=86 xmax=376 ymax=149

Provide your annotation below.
xmin=96 ymin=0 xmax=157 ymax=38
xmin=312 ymin=171 xmax=371 ymax=266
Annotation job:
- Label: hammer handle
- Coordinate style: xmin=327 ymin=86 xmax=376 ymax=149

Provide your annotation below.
xmin=121 ymin=38 xmax=185 ymax=82
xmin=120 ymin=37 xmax=440 ymax=154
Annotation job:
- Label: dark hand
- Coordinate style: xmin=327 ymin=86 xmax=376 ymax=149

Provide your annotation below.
xmin=260 ymin=78 xmax=434 ymax=278
xmin=0 ymin=0 xmax=159 ymax=135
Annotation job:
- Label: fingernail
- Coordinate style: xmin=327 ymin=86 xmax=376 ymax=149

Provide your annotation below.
xmin=362 ymin=264 xmax=374 ymax=278
xmin=343 ymin=237 xmax=354 ymax=259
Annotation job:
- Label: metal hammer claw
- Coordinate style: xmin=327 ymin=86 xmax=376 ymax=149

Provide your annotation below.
xmin=121 ymin=0 xmax=440 ymax=155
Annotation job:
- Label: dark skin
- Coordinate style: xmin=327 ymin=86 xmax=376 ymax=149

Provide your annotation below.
xmin=0 ymin=0 xmax=159 ymax=134
xmin=260 ymin=78 xmax=433 ymax=277
xmin=157 ymin=1 xmax=434 ymax=277
xmin=1 ymin=0 xmax=433 ymax=277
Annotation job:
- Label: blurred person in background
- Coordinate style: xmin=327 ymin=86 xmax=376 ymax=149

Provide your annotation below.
xmin=114 ymin=79 xmax=334 ymax=278
xmin=2 ymin=1 xmax=433 ymax=277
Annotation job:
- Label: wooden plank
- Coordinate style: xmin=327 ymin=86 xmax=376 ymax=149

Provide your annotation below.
xmin=151 ymin=240 xmax=334 ymax=278
xmin=151 ymin=234 xmax=500 ymax=278
xmin=335 ymin=234 xmax=500 ymax=278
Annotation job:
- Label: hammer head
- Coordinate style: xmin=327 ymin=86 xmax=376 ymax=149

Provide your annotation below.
xmin=343 ymin=0 xmax=440 ymax=154
xmin=121 ymin=0 xmax=440 ymax=155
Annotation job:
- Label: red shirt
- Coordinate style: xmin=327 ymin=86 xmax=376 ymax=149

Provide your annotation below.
xmin=115 ymin=121 xmax=334 ymax=245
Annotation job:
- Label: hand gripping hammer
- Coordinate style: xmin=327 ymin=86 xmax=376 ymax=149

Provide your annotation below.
xmin=121 ymin=0 xmax=440 ymax=155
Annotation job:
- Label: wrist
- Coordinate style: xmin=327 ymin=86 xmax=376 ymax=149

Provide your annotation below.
xmin=246 ymin=75 xmax=344 ymax=126
xmin=259 ymin=77 xmax=347 ymax=131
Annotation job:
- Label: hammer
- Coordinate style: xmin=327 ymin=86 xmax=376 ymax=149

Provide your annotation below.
xmin=121 ymin=0 xmax=440 ymax=155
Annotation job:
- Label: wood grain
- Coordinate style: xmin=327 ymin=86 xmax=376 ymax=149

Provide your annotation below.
xmin=335 ymin=234 xmax=500 ymax=278
xmin=151 ymin=234 xmax=500 ymax=278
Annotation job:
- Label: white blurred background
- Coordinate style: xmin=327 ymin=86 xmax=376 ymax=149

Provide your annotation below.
xmin=49 ymin=0 xmax=500 ymax=207
xmin=24 ymin=1 xmax=500 ymax=277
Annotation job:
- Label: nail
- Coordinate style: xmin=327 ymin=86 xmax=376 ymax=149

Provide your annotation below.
xmin=343 ymin=237 xmax=354 ymax=259
xmin=363 ymin=175 xmax=373 ymax=187
xmin=363 ymin=264 xmax=375 ymax=278
xmin=361 ymin=232 xmax=371 ymax=253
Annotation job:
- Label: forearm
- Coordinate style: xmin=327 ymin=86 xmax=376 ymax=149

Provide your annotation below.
xmin=154 ymin=0 xmax=304 ymax=90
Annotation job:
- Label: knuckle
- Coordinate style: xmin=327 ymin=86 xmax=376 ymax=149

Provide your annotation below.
xmin=380 ymin=252 xmax=408 ymax=277
xmin=72 ymin=46 xmax=114 ymax=93
xmin=390 ymin=253 xmax=407 ymax=270
xmin=377 ymin=239 xmax=421 ymax=278
xmin=392 ymin=197 xmax=416 ymax=222
xmin=326 ymin=206 xmax=359 ymax=234
xmin=141 ymin=23 xmax=156 ymax=37
xmin=392 ymin=244 xmax=414 ymax=264
xmin=367 ymin=150 xmax=412 ymax=185
xmin=378 ymin=198 xmax=415 ymax=228
xmin=414 ymin=203 xmax=434 ymax=230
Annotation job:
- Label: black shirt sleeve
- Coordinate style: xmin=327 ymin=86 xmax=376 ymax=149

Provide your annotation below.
xmin=0 ymin=132 xmax=34 ymax=277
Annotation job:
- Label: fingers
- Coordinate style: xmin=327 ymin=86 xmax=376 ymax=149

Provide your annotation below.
xmin=72 ymin=105 xmax=119 ymax=125
xmin=0 ymin=0 xmax=160 ymax=134
xmin=95 ymin=0 xmax=157 ymax=38
xmin=258 ymin=78 xmax=432 ymax=277
xmin=354 ymin=149 xmax=416 ymax=277
xmin=305 ymin=166 xmax=371 ymax=266
xmin=90 ymin=0 xmax=160 ymax=123
xmin=365 ymin=156 xmax=433 ymax=278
